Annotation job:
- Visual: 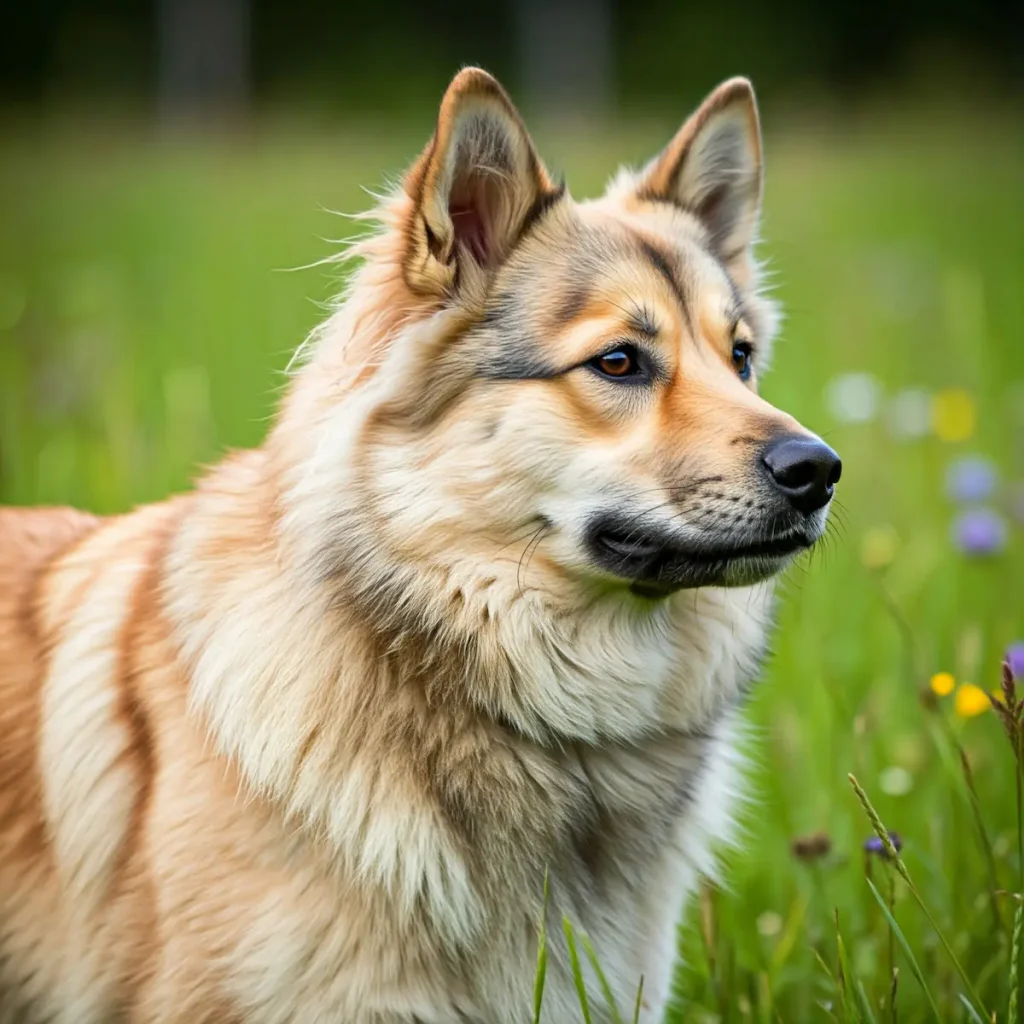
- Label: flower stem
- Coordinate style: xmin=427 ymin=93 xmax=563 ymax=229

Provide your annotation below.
xmin=848 ymin=773 xmax=990 ymax=1020
xmin=1010 ymin=898 xmax=1022 ymax=1024
xmin=1017 ymin=727 xmax=1023 ymax=901
xmin=957 ymin=743 xmax=1003 ymax=932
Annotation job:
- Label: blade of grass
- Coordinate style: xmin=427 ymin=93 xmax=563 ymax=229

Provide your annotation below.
xmin=835 ymin=907 xmax=876 ymax=1024
xmin=955 ymin=993 xmax=985 ymax=1024
xmin=632 ymin=976 xmax=645 ymax=1024
xmin=853 ymin=978 xmax=877 ymax=1024
xmin=533 ymin=873 xmax=549 ymax=1024
xmin=833 ymin=909 xmax=854 ymax=1024
xmin=813 ymin=948 xmax=844 ymax=1024
xmin=957 ymin=743 xmax=1003 ymax=932
xmin=1010 ymin=898 xmax=1022 ymax=1024
xmin=849 ymin=774 xmax=990 ymax=1020
xmin=886 ymin=870 xmax=896 ymax=1005
xmin=579 ymin=931 xmax=624 ymax=1024
xmin=769 ymin=891 xmax=810 ymax=976
xmin=1017 ymin=727 xmax=1023 ymax=903
xmin=563 ymin=916 xmax=593 ymax=1024
xmin=814 ymin=947 xmax=839 ymax=988
xmin=757 ymin=972 xmax=772 ymax=1024
xmin=698 ymin=881 xmax=723 ymax=1018
xmin=865 ymin=878 xmax=941 ymax=1022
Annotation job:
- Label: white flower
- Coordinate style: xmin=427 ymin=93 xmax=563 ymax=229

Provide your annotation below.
xmin=886 ymin=387 xmax=932 ymax=440
xmin=826 ymin=372 xmax=882 ymax=424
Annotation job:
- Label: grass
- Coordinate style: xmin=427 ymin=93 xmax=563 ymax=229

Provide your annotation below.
xmin=1 ymin=108 xmax=1022 ymax=1022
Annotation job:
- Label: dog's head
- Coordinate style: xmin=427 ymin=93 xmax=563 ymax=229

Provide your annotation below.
xmin=285 ymin=69 xmax=840 ymax=606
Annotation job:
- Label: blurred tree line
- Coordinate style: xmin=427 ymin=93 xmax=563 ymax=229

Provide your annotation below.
xmin=1 ymin=0 xmax=1021 ymax=121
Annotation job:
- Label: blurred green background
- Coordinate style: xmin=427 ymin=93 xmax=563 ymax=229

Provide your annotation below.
xmin=1 ymin=2 xmax=1023 ymax=1021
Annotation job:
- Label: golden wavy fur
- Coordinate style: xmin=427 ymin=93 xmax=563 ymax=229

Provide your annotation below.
xmin=0 ymin=69 xmax=839 ymax=1022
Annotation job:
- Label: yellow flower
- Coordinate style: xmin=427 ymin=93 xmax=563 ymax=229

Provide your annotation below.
xmin=861 ymin=525 xmax=900 ymax=571
xmin=931 ymin=389 xmax=976 ymax=443
xmin=954 ymin=683 xmax=990 ymax=718
xmin=930 ymin=672 xmax=955 ymax=697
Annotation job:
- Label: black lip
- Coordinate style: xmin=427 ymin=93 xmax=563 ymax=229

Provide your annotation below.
xmin=595 ymin=528 xmax=809 ymax=565
xmin=590 ymin=521 xmax=812 ymax=594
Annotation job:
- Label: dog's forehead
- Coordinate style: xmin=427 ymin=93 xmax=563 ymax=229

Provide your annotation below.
xmin=497 ymin=201 xmax=738 ymax=334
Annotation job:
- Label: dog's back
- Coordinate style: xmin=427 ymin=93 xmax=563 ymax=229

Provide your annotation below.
xmin=0 ymin=508 xmax=100 ymax=1019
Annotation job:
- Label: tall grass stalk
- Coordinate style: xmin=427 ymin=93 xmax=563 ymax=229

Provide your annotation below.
xmin=1010 ymin=898 xmax=1022 ymax=1024
xmin=849 ymin=773 xmax=990 ymax=1020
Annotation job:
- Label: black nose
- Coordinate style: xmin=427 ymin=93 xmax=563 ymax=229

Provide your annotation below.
xmin=762 ymin=435 xmax=842 ymax=514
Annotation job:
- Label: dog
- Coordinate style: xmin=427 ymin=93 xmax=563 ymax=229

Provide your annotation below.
xmin=0 ymin=69 xmax=840 ymax=1023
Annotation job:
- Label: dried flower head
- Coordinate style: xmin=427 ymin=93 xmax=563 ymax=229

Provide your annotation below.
xmin=990 ymin=654 xmax=1022 ymax=759
xmin=791 ymin=830 xmax=833 ymax=863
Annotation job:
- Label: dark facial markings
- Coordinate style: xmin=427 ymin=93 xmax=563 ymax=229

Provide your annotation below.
xmin=554 ymin=283 xmax=589 ymax=327
xmin=479 ymin=289 xmax=560 ymax=380
xmin=483 ymin=350 xmax=561 ymax=381
xmin=635 ymin=238 xmax=692 ymax=334
xmin=478 ymin=222 xmax=751 ymax=385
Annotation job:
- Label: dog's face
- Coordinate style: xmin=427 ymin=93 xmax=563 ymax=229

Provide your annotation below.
xmin=322 ymin=70 xmax=839 ymax=601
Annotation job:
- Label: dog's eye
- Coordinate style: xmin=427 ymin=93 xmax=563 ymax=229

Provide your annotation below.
xmin=591 ymin=345 xmax=641 ymax=380
xmin=732 ymin=342 xmax=753 ymax=381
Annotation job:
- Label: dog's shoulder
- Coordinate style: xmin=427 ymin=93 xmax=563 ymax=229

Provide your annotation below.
xmin=0 ymin=505 xmax=102 ymax=650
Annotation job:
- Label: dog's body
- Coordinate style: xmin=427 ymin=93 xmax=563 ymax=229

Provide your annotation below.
xmin=0 ymin=71 xmax=838 ymax=1023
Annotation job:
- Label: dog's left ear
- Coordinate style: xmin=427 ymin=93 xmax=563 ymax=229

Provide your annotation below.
xmin=403 ymin=67 xmax=557 ymax=298
xmin=637 ymin=78 xmax=763 ymax=265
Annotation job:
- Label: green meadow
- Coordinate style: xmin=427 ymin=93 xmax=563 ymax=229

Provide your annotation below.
xmin=1 ymin=110 xmax=1022 ymax=1022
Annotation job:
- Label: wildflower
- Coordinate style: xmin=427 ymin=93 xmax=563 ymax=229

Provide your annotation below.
xmin=756 ymin=911 xmax=783 ymax=937
xmin=954 ymin=683 xmax=991 ymax=719
xmin=950 ymin=508 xmax=1008 ymax=556
xmin=864 ymin=831 xmax=903 ymax=859
xmin=886 ymin=388 xmax=931 ymax=440
xmin=944 ymin=455 xmax=998 ymax=503
xmin=826 ymin=372 xmax=882 ymax=424
xmin=790 ymin=830 xmax=832 ymax=863
xmin=931 ymin=388 xmax=976 ymax=442
xmin=1007 ymin=643 xmax=1024 ymax=680
xmin=930 ymin=671 xmax=955 ymax=696
xmin=879 ymin=766 xmax=913 ymax=796
xmin=860 ymin=525 xmax=899 ymax=570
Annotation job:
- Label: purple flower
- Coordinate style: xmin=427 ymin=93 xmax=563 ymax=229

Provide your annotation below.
xmin=864 ymin=831 xmax=903 ymax=859
xmin=1008 ymin=643 xmax=1024 ymax=680
xmin=951 ymin=508 xmax=1008 ymax=556
xmin=945 ymin=455 xmax=998 ymax=503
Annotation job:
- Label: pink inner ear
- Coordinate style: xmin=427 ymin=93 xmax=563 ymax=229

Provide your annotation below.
xmin=450 ymin=199 xmax=493 ymax=267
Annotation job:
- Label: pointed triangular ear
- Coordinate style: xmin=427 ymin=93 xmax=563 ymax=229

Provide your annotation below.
xmin=637 ymin=78 xmax=763 ymax=264
xmin=403 ymin=67 xmax=558 ymax=298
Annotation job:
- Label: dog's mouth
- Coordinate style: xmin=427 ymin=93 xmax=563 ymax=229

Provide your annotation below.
xmin=588 ymin=519 xmax=814 ymax=596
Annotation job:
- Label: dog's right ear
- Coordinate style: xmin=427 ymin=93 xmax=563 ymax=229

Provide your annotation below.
xmin=402 ymin=68 xmax=557 ymax=298
xmin=635 ymin=78 xmax=763 ymax=268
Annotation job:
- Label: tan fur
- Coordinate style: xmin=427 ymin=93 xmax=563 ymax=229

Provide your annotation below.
xmin=0 ymin=70 xmax=835 ymax=1022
